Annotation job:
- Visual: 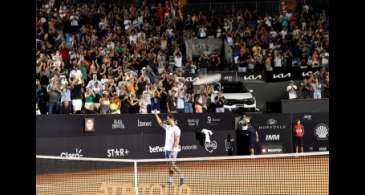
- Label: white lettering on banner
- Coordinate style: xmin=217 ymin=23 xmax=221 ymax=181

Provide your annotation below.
xmin=97 ymin=182 xmax=192 ymax=195
xmin=224 ymin=75 xmax=233 ymax=81
xmin=137 ymin=119 xmax=152 ymax=127
xmin=207 ymin=116 xmax=221 ymax=125
xmin=261 ymin=147 xmax=283 ymax=153
xmin=112 ymin=119 xmax=125 ymax=129
xmin=187 ymin=119 xmax=199 ymax=126
xmin=149 ymin=146 xmax=165 ymax=153
xmin=265 ymin=134 xmax=280 ymax=141
xmin=267 ymin=148 xmax=283 ymax=153
xmin=273 ymin=73 xmax=291 ymax=79
xmin=303 ymin=115 xmax=312 ymax=120
xmin=302 ymin=70 xmax=320 ymax=77
xmin=243 ymin=74 xmax=263 ymax=80
xmin=258 ymin=118 xmax=286 ymax=130
xmin=319 ymin=147 xmax=328 ymax=151
xmin=107 ymin=148 xmax=130 ymax=158
xmin=258 ymin=125 xmax=286 ymax=130
xmin=60 ymin=148 xmax=83 ymax=158
xmin=149 ymin=145 xmax=198 ymax=153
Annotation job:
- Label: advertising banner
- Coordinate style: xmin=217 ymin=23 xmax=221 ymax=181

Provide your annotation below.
xmin=37 ymin=113 xmax=236 ymax=159
xmin=249 ymin=114 xmax=293 ymax=154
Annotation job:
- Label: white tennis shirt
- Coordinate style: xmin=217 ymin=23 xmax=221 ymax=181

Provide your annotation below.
xmin=163 ymin=124 xmax=181 ymax=151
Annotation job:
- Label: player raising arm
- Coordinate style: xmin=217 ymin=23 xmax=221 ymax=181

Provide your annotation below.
xmin=154 ymin=113 xmax=185 ymax=187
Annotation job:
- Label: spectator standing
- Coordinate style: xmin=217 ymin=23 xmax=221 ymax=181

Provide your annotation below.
xmin=293 ymin=119 xmax=305 ymax=153
xmin=287 ymin=80 xmax=298 ymax=100
xmin=300 ymin=78 xmax=312 ymax=99
xmin=110 ymin=93 xmax=121 ymax=114
xmin=60 ymin=82 xmax=71 ymax=114
xmin=84 ymin=87 xmax=95 ymax=112
xmin=99 ymin=91 xmax=110 ymax=114
xmin=184 ymin=94 xmax=194 ymax=113
xmin=311 ymin=77 xmax=322 ymax=99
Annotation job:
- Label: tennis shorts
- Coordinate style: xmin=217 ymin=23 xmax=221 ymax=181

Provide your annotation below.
xmin=165 ymin=150 xmax=178 ymax=159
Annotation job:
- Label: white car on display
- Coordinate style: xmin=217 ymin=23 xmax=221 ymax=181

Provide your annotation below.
xmin=193 ymin=74 xmax=259 ymax=112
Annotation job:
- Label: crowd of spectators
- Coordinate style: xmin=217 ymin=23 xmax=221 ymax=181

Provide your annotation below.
xmin=36 ymin=0 xmax=329 ymax=114
xmin=286 ymin=67 xmax=329 ymax=100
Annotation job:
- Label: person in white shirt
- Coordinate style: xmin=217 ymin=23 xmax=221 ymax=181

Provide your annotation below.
xmin=87 ymin=74 xmax=100 ymax=89
xmin=174 ymin=50 xmax=183 ymax=69
xmin=273 ymin=51 xmax=283 ymax=68
xmin=69 ymin=64 xmax=83 ymax=84
xmin=155 ymin=114 xmax=185 ymax=186
xmin=287 ymin=81 xmax=298 ymax=99
xmin=198 ymin=26 xmax=207 ymax=38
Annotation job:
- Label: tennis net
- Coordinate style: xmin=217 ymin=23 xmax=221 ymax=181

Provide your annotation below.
xmin=36 ymin=152 xmax=328 ymax=195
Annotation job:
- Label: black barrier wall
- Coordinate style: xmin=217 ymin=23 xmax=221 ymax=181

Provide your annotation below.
xmin=37 ymin=113 xmax=329 ymax=158
xmin=37 ymin=113 xmax=237 ymax=159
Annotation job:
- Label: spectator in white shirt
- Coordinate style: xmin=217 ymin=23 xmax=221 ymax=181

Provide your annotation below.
xmin=174 ymin=50 xmax=183 ymax=70
xmin=198 ymin=25 xmax=207 ymax=38
xmin=287 ymin=81 xmax=298 ymax=100
xmin=87 ymin=73 xmax=100 ymax=89
xmin=273 ymin=51 xmax=283 ymax=68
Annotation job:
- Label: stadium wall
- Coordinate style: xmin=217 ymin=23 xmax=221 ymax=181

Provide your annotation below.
xmin=37 ymin=113 xmax=328 ymax=159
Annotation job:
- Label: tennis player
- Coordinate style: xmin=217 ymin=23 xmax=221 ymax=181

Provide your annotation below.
xmin=155 ymin=113 xmax=185 ymax=186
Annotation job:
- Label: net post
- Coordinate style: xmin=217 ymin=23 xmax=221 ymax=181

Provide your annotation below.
xmin=134 ymin=161 xmax=139 ymax=195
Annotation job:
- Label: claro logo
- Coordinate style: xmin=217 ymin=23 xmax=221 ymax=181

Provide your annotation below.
xmin=60 ymin=148 xmax=83 ymax=158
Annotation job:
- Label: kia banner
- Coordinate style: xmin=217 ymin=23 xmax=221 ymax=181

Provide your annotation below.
xmin=292 ymin=113 xmax=329 ymax=152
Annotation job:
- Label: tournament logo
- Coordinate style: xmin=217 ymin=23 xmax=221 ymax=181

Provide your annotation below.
xmin=204 ymin=141 xmax=218 ymax=153
xmin=314 ymin=123 xmax=329 ymax=140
